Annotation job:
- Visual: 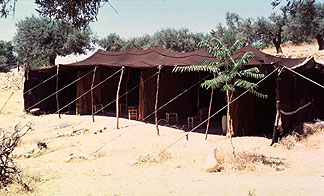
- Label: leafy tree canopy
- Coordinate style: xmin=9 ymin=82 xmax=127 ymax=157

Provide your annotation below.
xmin=13 ymin=16 xmax=94 ymax=68
xmin=97 ymin=33 xmax=126 ymax=52
xmin=284 ymin=0 xmax=324 ymax=49
xmin=1 ymin=0 xmax=113 ymax=28
xmin=150 ymin=28 xmax=207 ymax=52
xmin=212 ymin=12 xmax=257 ymax=47
xmin=97 ymin=28 xmax=209 ymax=52
xmin=0 ymin=40 xmax=17 ymax=72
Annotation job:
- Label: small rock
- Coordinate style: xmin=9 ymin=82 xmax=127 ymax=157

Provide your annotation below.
xmin=24 ymin=153 xmax=31 ymax=159
xmin=37 ymin=141 xmax=47 ymax=150
xmin=130 ymin=153 xmax=151 ymax=165
xmin=64 ymin=153 xmax=95 ymax=162
xmin=276 ymin=166 xmax=284 ymax=171
xmin=203 ymin=147 xmax=219 ymax=172
xmin=30 ymin=108 xmax=40 ymax=115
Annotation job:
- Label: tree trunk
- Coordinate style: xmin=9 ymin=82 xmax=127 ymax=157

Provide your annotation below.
xmin=49 ymin=56 xmax=56 ymax=66
xmin=273 ymin=38 xmax=283 ymax=54
xmin=226 ymin=91 xmax=234 ymax=138
xmin=316 ymin=34 xmax=324 ymax=50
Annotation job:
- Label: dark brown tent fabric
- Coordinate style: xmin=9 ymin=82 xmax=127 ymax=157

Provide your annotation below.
xmin=64 ymin=46 xmax=215 ymax=68
xmin=233 ymin=45 xmax=308 ymax=68
xmin=230 ymin=46 xmax=324 ymax=137
xmin=23 ymin=45 xmax=324 ymax=138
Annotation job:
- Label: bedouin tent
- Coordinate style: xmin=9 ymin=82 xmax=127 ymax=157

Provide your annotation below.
xmin=24 ymin=46 xmax=217 ymax=123
xmin=23 ymin=45 xmax=324 ymax=141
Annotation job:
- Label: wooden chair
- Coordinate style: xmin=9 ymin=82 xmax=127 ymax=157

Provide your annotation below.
xmin=166 ymin=112 xmax=178 ymax=125
xmin=187 ymin=116 xmax=202 ymax=129
xmin=128 ymin=106 xmax=138 ymax=120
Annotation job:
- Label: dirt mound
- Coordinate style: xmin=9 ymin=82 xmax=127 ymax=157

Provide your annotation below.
xmin=0 ymin=72 xmax=24 ymax=91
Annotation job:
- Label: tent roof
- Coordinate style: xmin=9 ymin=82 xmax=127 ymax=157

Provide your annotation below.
xmin=62 ymin=45 xmax=311 ymax=69
xmin=234 ymin=45 xmax=309 ymax=68
xmin=62 ymin=46 xmax=215 ymax=69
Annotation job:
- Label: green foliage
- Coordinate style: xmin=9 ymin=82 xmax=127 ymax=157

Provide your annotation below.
xmin=254 ymin=43 xmax=268 ymax=50
xmin=150 ymin=28 xmax=206 ymax=52
xmin=212 ymin=12 xmax=257 ymax=47
xmin=254 ymin=10 xmax=288 ymax=53
xmin=0 ymin=40 xmax=17 ymax=72
xmin=97 ymin=33 xmax=126 ymax=52
xmin=124 ymin=35 xmax=152 ymax=50
xmin=173 ymin=38 xmax=267 ymax=100
xmin=284 ymin=1 xmax=324 ymax=49
xmin=13 ymin=16 xmax=94 ymax=68
xmin=97 ymin=28 xmax=208 ymax=52
xmin=1 ymin=0 xmax=111 ymax=28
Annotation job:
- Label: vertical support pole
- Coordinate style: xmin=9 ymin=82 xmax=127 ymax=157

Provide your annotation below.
xmin=56 ymin=65 xmax=61 ymax=119
xmin=271 ymin=67 xmax=282 ymax=145
xmin=155 ymin=65 xmax=162 ymax=136
xmin=91 ymin=66 xmax=98 ymax=122
xmin=116 ymin=66 xmax=125 ymax=129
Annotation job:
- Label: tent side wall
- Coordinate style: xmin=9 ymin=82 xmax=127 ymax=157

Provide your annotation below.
xmin=158 ymin=68 xmax=199 ymax=119
xmin=230 ymin=65 xmax=277 ymax=136
xmin=139 ymin=68 xmax=199 ymax=122
xmin=279 ymin=59 xmax=324 ymax=133
xmin=24 ymin=67 xmax=57 ymax=113
xmin=24 ymin=66 xmax=78 ymax=114
xmin=75 ymin=68 xmax=101 ymax=115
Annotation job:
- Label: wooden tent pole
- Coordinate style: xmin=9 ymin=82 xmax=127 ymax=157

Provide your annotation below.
xmin=205 ymin=73 xmax=216 ymax=140
xmin=91 ymin=66 xmax=98 ymax=122
xmin=116 ymin=66 xmax=125 ymax=129
xmin=56 ymin=65 xmax=61 ymax=119
xmin=155 ymin=65 xmax=162 ymax=136
xmin=271 ymin=67 xmax=282 ymax=145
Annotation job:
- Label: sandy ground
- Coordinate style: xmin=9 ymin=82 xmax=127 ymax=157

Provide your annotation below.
xmin=262 ymin=41 xmax=324 ymax=63
xmin=0 ymin=89 xmax=324 ymax=196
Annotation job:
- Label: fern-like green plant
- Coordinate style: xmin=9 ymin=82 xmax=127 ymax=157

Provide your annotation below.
xmin=173 ymin=38 xmax=267 ymax=137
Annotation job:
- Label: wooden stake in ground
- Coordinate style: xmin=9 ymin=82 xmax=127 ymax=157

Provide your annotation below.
xmin=91 ymin=66 xmax=98 ymax=122
xmin=116 ymin=67 xmax=125 ymax=129
xmin=56 ymin=65 xmax=61 ymax=119
xmin=155 ymin=65 xmax=162 ymax=136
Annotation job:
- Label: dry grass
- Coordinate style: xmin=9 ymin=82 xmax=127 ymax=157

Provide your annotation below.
xmin=279 ymin=120 xmax=324 ymax=150
xmin=130 ymin=150 xmax=172 ymax=165
xmin=0 ymin=173 xmax=41 ymax=196
xmin=215 ymin=150 xmax=286 ymax=172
